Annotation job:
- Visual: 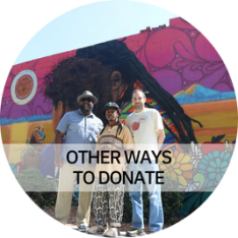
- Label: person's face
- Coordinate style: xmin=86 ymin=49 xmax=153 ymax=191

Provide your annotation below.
xmin=132 ymin=91 xmax=146 ymax=110
xmin=105 ymin=108 xmax=119 ymax=122
xmin=79 ymin=97 xmax=94 ymax=112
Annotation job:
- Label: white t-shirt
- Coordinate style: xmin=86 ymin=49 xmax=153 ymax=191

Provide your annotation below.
xmin=126 ymin=108 xmax=164 ymax=160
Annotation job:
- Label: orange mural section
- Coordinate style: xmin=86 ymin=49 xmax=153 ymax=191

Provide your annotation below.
xmin=182 ymin=99 xmax=237 ymax=143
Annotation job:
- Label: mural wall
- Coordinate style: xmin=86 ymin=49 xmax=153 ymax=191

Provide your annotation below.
xmin=1 ymin=17 xmax=237 ymax=215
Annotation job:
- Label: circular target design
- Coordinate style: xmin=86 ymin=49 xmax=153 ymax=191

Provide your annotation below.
xmin=15 ymin=75 xmax=33 ymax=99
xmin=11 ymin=70 xmax=37 ymax=105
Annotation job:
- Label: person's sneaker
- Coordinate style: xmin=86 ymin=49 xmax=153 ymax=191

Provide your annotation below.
xmin=126 ymin=228 xmax=146 ymax=237
xmin=87 ymin=225 xmax=108 ymax=234
xmin=78 ymin=224 xmax=88 ymax=232
xmin=104 ymin=227 xmax=119 ymax=237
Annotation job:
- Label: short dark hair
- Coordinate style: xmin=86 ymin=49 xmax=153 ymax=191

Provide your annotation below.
xmin=132 ymin=89 xmax=146 ymax=99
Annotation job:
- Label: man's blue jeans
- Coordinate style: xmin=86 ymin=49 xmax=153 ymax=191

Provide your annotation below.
xmin=128 ymin=161 xmax=164 ymax=232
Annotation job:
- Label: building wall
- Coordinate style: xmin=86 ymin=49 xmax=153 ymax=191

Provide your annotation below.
xmin=1 ymin=16 xmax=236 ymax=216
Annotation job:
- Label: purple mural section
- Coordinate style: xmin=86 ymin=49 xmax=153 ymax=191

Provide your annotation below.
xmin=0 ymin=17 xmax=234 ymax=122
xmin=1 ymin=51 xmax=76 ymax=121
xmin=124 ymin=18 xmax=233 ymax=95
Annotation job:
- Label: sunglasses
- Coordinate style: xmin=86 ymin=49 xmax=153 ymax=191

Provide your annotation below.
xmin=80 ymin=98 xmax=94 ymax=103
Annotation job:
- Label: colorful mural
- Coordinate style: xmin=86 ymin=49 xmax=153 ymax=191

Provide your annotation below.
xmin=1 ymin=17 xmax=237 ymax=216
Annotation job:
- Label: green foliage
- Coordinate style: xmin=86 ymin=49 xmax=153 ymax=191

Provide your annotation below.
xmin=123 ymin=175 xmax=184 ymax=225
xmin=27 ymin=192 xmax=57 ymax=208
xmin=123 ymin=192 xmax=133 ymax=222
xmin=162 ymin=192 xmax=184 ymax=224
xmin=15 ymin=168 xmax=56 ymax=191
xmin=15 ymin=168 xmax=57 ymax=208
xmin=15 ymin=168 xmax=184 ymax=223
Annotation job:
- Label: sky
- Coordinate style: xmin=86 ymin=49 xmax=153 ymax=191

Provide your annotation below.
xmin=0 ymin=0 xmax=238 ymax=68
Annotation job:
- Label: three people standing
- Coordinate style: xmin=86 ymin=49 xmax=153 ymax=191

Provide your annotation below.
xmin=54 ymin=90 xmax=165 ymax=236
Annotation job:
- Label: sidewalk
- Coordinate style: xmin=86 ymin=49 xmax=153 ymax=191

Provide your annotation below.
xmin=0 ymin=226 xmax=238 ymax=238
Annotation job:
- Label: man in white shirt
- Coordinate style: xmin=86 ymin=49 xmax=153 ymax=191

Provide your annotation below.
xmin=126 ymin=89 xmax=165 ymax=236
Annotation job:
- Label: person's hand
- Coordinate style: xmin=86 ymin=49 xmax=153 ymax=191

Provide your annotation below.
xmin=55 ymin=157 xmax=64 ymax=168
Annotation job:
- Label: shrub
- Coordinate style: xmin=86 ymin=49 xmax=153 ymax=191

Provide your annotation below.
xmin=162 ymin=192 xmax=184 ymax=225
xmin=15 ymin=167 xmax=56 ymax=191
xmin=15 ymin=168 xmax=57 ymax=208
xmin=15 ymin=168 xmax=184 ymax=223
xmin=26 ymin=192 xmax=57 ymax=208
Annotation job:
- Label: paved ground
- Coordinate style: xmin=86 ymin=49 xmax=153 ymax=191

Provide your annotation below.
xmin=0 ymin=231 xmax=238 ymax=238
xmin=0 ymin=226 xmax=238 ymax=238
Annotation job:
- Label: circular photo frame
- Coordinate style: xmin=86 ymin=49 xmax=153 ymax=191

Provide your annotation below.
xmin=11 ymin=70 xmax=38 ymax=105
